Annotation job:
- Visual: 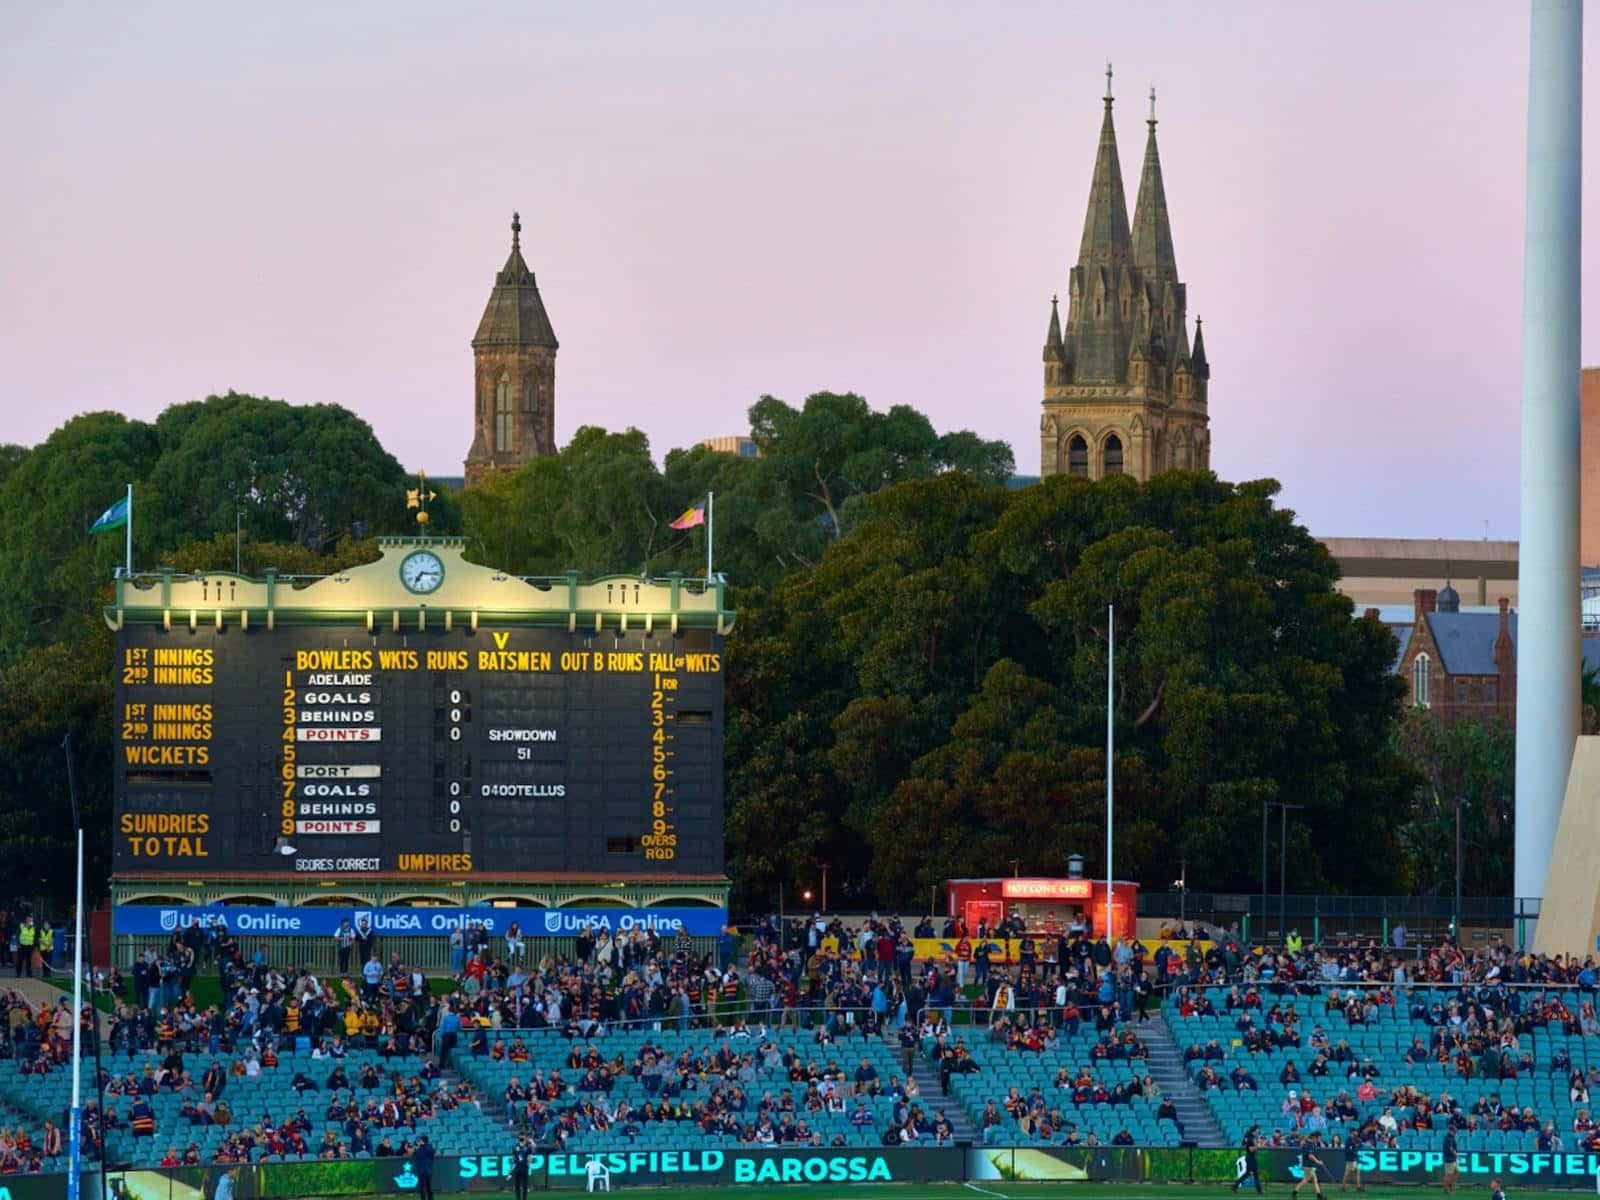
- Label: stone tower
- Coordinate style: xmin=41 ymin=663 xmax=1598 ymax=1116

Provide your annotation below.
xmin=1040 ymin=69 xmax=1210 ymax=481
xmin=464 ymin=213 xmax=558 ymax=489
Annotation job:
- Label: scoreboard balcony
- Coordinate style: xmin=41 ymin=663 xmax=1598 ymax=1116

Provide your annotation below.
xmin=105 ymin=538 xmax=733 ymax=939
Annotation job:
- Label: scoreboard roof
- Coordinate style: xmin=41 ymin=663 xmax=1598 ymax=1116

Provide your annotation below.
xmin=104 ymin=537 xmax=736 ymax=635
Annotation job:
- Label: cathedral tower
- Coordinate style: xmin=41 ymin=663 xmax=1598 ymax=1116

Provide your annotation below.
xmin=465 ymin=213 xmax=558 ymax=489
xmin=1040 ymin=69 xmax=1210 ymax=481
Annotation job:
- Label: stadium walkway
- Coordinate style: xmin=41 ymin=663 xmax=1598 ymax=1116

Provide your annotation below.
xmin=901 ymin=1034 xmax=978 ymax=1142
xmin=1147 ymin=1011 xmax=1226 ymax=1147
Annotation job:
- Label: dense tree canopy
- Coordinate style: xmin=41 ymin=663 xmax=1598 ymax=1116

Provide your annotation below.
xmin=460 ymin=393 xmax=1014 ymax=590
xmin=141 ymin=394 xmax=412 ymax=553
xmin=0 ymin=394 xmax=420 ymax=663
xmin=0 ymin=386 xmax=1441 ymax=915
xmin=1389 ymin=709 xmax=1513 ymax=897
xmin=0 ymin=412 xmax=161 ymax=658
xmin=723 ymin=471 xmax=1415 ymax=911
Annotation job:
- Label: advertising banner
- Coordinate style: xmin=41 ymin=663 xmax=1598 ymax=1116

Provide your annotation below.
xmin=112 ymin=904 xmax=727 ymax=940
xmin=485 ymin=1148 xmax=965 ymax=1189
xmin=41 ymin=1144 xmax=1600 ymax=1196
xmin=1257 ymin=1148 xmax=1600 ymax=1188
xmin=967 ymin=1146 xmax=1232 ymax=1183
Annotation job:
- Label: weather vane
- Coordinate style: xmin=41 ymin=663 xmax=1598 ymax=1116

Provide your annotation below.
xmin=406 ymin=470 xmax=437 ymax=526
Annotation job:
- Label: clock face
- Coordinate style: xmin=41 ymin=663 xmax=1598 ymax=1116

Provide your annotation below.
xmin=399 ymin=550 xmax=445 ymax=594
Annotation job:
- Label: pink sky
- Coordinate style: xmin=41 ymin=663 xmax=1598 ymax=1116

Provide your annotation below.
xmin=3 ymin=1 xmax=1598 ymax=539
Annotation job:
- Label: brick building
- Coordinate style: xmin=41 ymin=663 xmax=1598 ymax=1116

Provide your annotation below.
xmin=1389 ymin=586 xmax=1515 ymax=725
xmin=1039 ymin=67 xmax=1210 ymax=482
xmin=1388 ymin=584 xmax=1600 ymax=726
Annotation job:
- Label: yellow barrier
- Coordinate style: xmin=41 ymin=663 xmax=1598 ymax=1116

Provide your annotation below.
xmin=908 ymin=935 xmax=1213 ymax=964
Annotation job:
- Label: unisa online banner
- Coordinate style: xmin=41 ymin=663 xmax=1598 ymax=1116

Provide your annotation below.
xmin=112 ymin=904 xmax=728 ymax=939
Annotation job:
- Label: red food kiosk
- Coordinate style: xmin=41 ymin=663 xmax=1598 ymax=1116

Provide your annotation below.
xmin=943 ymin=876 xmax=1139 ymax=941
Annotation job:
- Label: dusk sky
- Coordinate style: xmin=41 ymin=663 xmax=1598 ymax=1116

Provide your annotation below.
xmin=3 ymin=1 xmax=1598 ymax=540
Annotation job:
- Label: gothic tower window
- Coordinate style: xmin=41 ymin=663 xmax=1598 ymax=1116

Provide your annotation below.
xmin=1412 ymin=654 xmax=1431 ymax=708
xmin=523 ymin=374 xmax=537 ymax=414
xmin=1067 ymin=435 xmax=1089 ymax=477
xmin=1103 ymin=434 xmax=1124 ymax=475
xmin=495 ymin=375 xmax=513 ymax=452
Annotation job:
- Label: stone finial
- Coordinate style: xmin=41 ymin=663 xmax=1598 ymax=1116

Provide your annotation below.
xmin=511 ymin=211 xmax=521 ymax=251
xmin=1105 ymin=60 xmax=1113 ymax=105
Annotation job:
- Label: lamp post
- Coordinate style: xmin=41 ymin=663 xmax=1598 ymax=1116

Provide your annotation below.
xmin=1261 ymin=801 xmax=1305 ymax=942
xmin=1106 ymin=605 xmax=1115 ymax=941
xmin=1260 ymin=804 xmax=1269 ymax=940
xmin=62 ymin=734 xmax=106 ymax=1200
xmin=1453 ymin=797 xmax=1467 ymax=942
xmin=1176 ymin=858 xmax=1189 ymax=927
xmin=818 ymin=863 xmax=830 ymax=914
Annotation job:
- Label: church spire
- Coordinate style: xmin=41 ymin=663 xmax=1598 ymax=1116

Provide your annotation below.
xmin=1077 ymin=61 xmax=1134 ymax=270
xmin=1131 ymin=86 xmax=1178 ymax=282
xmin=1191 ymin=315 xmax=1209 ymax=376
xmin=1045 ymin=295 xmax=1062 ymax=348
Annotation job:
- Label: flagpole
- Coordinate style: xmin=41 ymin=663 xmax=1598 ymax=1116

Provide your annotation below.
xmin=706 ymin=491 xmax=715 ymax=582
xmin=124 ymin=483 xmax=132 ymax=578
xmin=1106 ymin=603 xmax=1114 ymax=941
xmin=65 ymin=734 xmax=83 ymax=1200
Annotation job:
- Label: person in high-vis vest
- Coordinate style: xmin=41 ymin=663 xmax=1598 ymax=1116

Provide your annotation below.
xmin=37 ymin=925 xmax=54 ymax=976
xmin=15 ymin=917 xmax=35 ymax=978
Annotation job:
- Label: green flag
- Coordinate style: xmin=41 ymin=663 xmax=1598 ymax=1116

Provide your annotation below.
xmin=89 ymin=493 xmax=130 ymax=534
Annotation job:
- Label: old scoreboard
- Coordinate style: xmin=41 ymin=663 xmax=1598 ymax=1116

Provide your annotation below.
xmin=106 ymin=539 xmax=731 ymax=879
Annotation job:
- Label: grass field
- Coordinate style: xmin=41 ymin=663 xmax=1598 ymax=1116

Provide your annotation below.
xmin=307 ymin=1187 xmax=1595 ymax=1200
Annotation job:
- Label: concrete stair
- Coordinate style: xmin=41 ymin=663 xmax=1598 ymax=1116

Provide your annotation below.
xmin=1143 ymin=1010 xmax=1227 ymax=1147
xmin=903 ymin=1040 xmax=979 ymax=1142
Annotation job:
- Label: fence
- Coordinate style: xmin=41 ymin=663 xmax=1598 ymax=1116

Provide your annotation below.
xmin=1134 ymin=893 xmax=1545 ymax=948
xmin=105 ymin=933 xmax=721 ymax=979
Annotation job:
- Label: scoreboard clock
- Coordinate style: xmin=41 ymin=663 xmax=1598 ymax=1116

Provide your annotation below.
xmin=398 ymin=550 xmax=446 ymax=594
xmin=108 ymin=539 xmax=730 ymax=879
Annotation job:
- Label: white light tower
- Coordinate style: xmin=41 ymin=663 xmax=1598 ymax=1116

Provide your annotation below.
xmin=1515 ymin=0 xmax=1583 ymax=908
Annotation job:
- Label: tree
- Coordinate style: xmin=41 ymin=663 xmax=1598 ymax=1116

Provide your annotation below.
xmin=724 ymin=470 xmax=1414 ymax=911
xmin=0 ymin=536 xmax=387 ymax=908
xmin=1389 ymin=710 xmax=1514 ymax=897
xmin=460 ymin=396 xmax=1011 ymax=593
xmin=0 ymin=412 xmax=160 ymax=661
xmin=142 ymin=393 xmax=415 ymax=551
xmin=0 ymin=397 xmax=423 ymax=665
xmin=743 ymin=393 xmax=1014 ymax=574
xmin=461 ymin=426 xmax=682 ymax=578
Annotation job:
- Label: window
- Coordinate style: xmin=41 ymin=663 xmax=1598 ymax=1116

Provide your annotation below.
xmin=1486 ymin=680 xmax=1498 ymax=704
xmin=495 ymin=376 xmax=513 ymax=452
xmin=1103 ymin=434 xmax=1124 ymax=475
xmin=1412 ymin=654 xmax=1431 ymax=708
xmin=1067 ymin=435 xmax=1089 ymax=477
xmin=1455 ymin=680 xmax=1467 ymax=703
xmin=523 ymin=374 xmax=538 ymax=414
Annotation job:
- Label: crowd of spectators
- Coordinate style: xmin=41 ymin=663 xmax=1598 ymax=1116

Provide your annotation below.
xmin=1 ymin=905 xmax=1596 ymax=1174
